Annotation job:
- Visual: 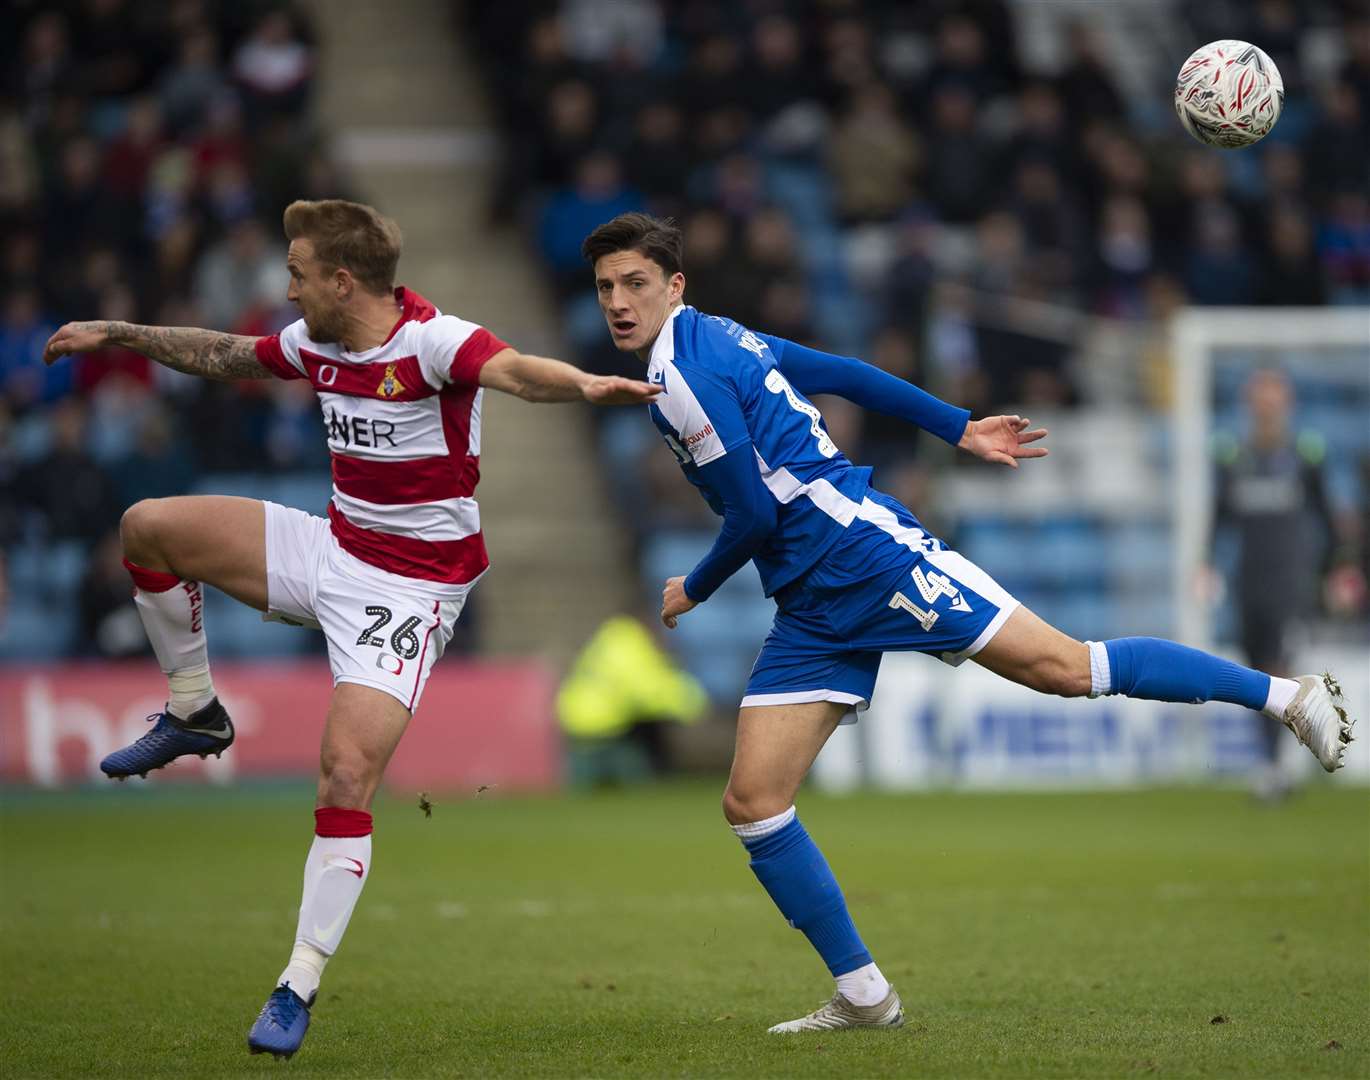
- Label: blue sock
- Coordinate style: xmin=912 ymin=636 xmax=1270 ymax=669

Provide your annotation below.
xmin=742 ymin=816 xmax=871 ymax=977
xmin=1104 ymin=637 xmax=1270 ymax=710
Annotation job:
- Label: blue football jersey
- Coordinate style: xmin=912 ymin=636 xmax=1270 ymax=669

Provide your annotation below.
xmin=645 ymin=305 xmax=873 ymax=596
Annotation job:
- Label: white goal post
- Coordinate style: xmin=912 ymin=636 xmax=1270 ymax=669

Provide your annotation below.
xmin=1170 ymin=307 xmax=1370 ymax=650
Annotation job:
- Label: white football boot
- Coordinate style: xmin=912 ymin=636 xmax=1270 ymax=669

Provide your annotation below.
xmin=767 ymin=988 xmax=903 ymax=1034
xmin=1281 ymin=673 xmax=1356 ymax=772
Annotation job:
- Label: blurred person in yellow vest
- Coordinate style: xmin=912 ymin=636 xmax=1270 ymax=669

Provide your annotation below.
xmin=558 ymin=614 xmax=708 ymax=783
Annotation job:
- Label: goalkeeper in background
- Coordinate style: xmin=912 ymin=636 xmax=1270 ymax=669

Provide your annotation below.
xmin=1212 ymin=368 xmax=1358 ymax=799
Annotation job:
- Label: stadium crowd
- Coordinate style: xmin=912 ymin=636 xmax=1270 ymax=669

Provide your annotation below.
xmin=472 ymin=0 xmax=1368 ymax=413
xmin=2 ymin=0 xmax=1367 ymax=672
xmin=2 ymin=1 xmax=337 ymax=658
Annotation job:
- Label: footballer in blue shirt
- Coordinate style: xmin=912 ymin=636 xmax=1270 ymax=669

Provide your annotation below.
xmin=582 ymin=213 xmax=1355 ymax=1033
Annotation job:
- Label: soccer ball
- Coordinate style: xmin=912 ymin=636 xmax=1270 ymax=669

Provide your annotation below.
xmin=1174 ymin=40 xmax=1284 ymax=149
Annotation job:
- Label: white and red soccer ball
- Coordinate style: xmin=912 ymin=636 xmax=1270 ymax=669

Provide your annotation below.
xmin=1175 ymin=40 xmax=1285 ymax=149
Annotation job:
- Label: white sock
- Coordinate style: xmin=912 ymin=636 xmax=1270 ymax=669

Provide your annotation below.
xmin=127 ymin=567 xmax=214 ymax=719
xmin=1261 ymin=676 xmax=1300 ymax=721
xmin=729 ymin=805 xmax=796 ymax=843
xmin=278 ymin=941 xmax=328 ymax=1004
xmin=1085 ymin=640 xmax=1112 ymax=698
xmin=280 ymin=818 xmax=372 ymax=1001
xmin=836 ymin=961 xmax=891 ymax=1007
xmin=167 ymin=664 xmax=215 ymax=721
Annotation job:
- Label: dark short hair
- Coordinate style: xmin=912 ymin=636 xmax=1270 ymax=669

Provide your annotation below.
xmin=581 ymin=212 xmax=683 ymax=277
xmin=283 ymin=199 xmax=402 ymax=295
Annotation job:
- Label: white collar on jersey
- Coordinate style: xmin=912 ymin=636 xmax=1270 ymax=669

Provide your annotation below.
xmin=645 ymin=304 xmax=689 ymax=378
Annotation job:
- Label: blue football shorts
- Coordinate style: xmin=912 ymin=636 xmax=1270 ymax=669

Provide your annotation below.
xmin=742 ymin=489 xmax=1019 ymax=723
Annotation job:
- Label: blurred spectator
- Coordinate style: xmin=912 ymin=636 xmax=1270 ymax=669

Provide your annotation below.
xmin=731 ymin=207 xmax=807 ymax=331
xmin=110 ymin=404 xmax=195 ymax=508
xmin=1091 ymin=196 xmax=1155 ymax=317
xmin=1341 ymin=19 xmax=1370 ymax=133
xmin=103 ymin=96 xmax=165 ymax=201
xmin=1005 ymin=80 xmax=1073 ymax=178
xmin=19 ymin=11 xmax=72 ymax=127
xmin=159 ymin=27 xmax=229 ymax=135
xmin=828 ymin=84 xmax=920 ymax=224
xmin=14 ymin=398 xmax=117 ymax=543
xmin=537 ymin=79 xmax=602 ymax=192
xmin=681 ymin=209 xmax=749 ymax=317
xmin=880 ymin=214 xmax=938 ymax=336
xmin=70 ymin=0 xmax=153 ymax=101
xmin=1008 ymin=158 xmax=1083 ymax=292
xmin=539 ymin=152 xmax=646 ymax=290
xmin=625 ymin=101 xmax=691 ymax=204
xmin=1256 ymin=206 xmax=1327 ymax=306
xmin=1317 ymin=192 xmax=1370 ymax=303
xmin=232 ymin=10 xmax=313 ymax=122
xmin=1304 ymin=82 xmax=1369 ymax=200
xmin=922 ymin=84 xmax=995 ymax=224
xmin=190 ymin=93 xmax=250 ymax=189
xmin=78 ymin=528 xmax=152 ymax=659
xmin=194 ymin=218 xmax=287 ymax=331
xmin=1185 ymin=203 xmax=1256 ymax=305
xmin=0 ymin=95 xmax=39 ymax=210
xmin=561 ymin=0 xmax=662 ymax=68
xmin=1056 ymin=21 xmax=1125 ymax=128
xmin=710 ymin=153 xmax=766 ymax=220
xmin=747 ymin=15 xmax=814 ymax=123
xmin=43 ymin=136 xmax=130 ymax=262
xmin=1 ymin=288 xmax=66 ymax=411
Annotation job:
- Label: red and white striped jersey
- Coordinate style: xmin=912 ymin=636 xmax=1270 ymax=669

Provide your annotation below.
xmin=254 ymin=287 xmax=509 ymax=587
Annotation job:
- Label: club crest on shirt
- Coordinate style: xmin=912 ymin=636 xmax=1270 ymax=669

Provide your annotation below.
xmin=377 ymin=363 xmax=406 ymax=398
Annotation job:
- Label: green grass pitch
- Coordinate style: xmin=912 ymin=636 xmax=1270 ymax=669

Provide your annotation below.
xmin=2 ymin=782 xmax=1366 ymax=1078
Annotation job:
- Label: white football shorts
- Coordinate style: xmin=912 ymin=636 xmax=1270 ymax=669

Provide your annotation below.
xmin=262 ymin=501 xmax=475 ymax=712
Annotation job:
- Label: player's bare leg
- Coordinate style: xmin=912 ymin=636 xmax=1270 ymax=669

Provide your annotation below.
xmin=101 ymin=496 xmax=267 ymax=779
xmin=724 ymin=701 xmax=904 ymax=1033
xmin=250 ymin=683 xmax=411 ymax=1058
xmin=121 ymin=495 xmax=268 ymax=608
xmin=973 ymin=606 xmax=1355 ymax=771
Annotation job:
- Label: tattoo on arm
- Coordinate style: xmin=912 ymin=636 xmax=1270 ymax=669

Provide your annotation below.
xmin=104 ymin=321 xmax=272 ymax=381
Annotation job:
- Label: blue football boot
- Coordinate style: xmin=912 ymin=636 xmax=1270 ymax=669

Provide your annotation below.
xmin=99 ymin=698 xmax=234 ymax=779
xmin=248 ymin=984 xmax=313 ymax=1059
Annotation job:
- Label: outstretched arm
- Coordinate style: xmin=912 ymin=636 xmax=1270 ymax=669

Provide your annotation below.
xmin=43 ymin=321 xmax=271 ymax=380
xmin=478 ymin=347 xmax=660 ymax=405
xmin=765 ymin=336 xmax=970 ymax=444
xmin=765 ymin=336 xmax=1047 ymax=467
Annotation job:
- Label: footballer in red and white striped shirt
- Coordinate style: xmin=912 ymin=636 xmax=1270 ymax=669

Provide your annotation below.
xmin=41 ymin=198 xmax=659 ymax=1058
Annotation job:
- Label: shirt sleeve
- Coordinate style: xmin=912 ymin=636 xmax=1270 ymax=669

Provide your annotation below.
xmin=417 ymin=315 xmax=511 ymax=390
xmin=654 ymin=361 xmax=751 ymax=467
xmin=760 ymin=334 xmax=970 ymax=446
xmin=683 ymin=448 xmax=778 ymax=602
xmin=253 ymin=319 xmax=309 ymax=380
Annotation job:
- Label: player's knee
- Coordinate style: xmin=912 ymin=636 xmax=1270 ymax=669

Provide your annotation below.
xmin=721 ymin=783 xmax=789 ymax=827
xmin=318 ymin=751 xmax=378 ymax=810
xmin=120 ymin=499 xmax=166 ymax=563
